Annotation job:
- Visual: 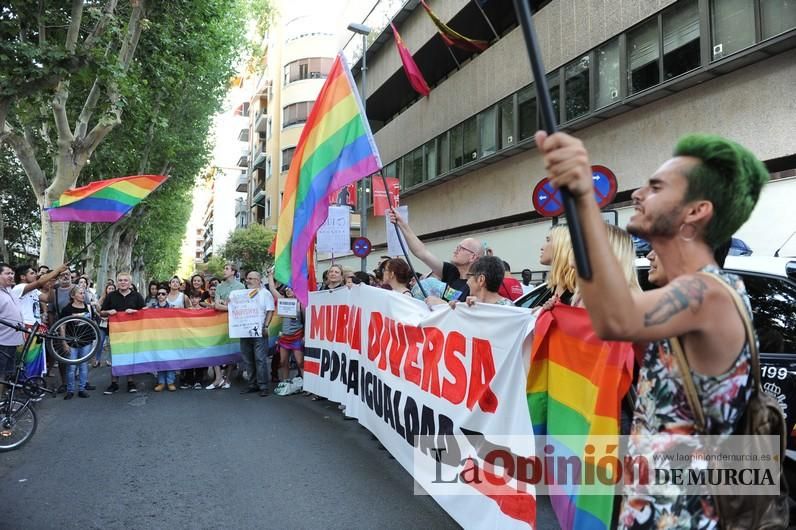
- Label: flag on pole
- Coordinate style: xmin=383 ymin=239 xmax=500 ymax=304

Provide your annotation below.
xmin=390 ymin=23 xmax=431 ymax=97
xmin=420 ymin=0 xmax=489 ymax=53
xmin=274 ymin=53 xmax=382 ymax=305
xmin=46 ymin=175 xmax=168 ymax=223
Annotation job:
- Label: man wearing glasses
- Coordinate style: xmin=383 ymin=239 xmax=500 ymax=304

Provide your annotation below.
xmin=100 ymin=272 xmax=145 ymax=394
xmin=388 ymin=207 xmax=483 ymax=301
xmin=236 ymin=271 xmax=274 ymax=397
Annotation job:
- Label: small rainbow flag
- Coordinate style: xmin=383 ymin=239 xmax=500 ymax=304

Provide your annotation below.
xmin=274 ymin=53 xmax=381 ymax=305
xmin=22 ymin=341 xmax=45 ymax=378
xmin=47 ymin=174 xmax=167 ymax=223
xmin=527 ymin=303 xmax=634 ymax=530
xmin=109 ymin=308 xmax=240 ymax=376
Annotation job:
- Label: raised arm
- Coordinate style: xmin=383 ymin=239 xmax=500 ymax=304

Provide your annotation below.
xmin=20 ymin=263 xmax=68 ymax=296
xmin=387 ymin=207 xmax=444 ymax=278
xmin=266 ymin=269 xmax=283 ymax=300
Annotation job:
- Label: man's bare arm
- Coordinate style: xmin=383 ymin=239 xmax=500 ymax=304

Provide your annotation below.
xmin=388 ymin=207 xmax=444 ymax=278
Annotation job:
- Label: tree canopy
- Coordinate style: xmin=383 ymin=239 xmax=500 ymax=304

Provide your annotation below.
xmin=221 ymin=223 xmax=275 ymax=275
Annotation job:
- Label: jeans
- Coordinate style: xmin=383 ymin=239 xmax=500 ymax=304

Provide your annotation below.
xmin=96 ymin=328 xmax=109 ymax=363
xmin=157 ymin=370 xmax=176 ymax=385
xmin=67 ymin=344 xmax=90 ymax=392
xmin=240 ymin=336 xmax=269 ymax=390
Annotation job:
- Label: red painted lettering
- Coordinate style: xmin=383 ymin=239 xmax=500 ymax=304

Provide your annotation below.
xmin=440 ymin=331 xmax=467 ymax=405
xmin=468 ymin=338 xmax=498 ymax=412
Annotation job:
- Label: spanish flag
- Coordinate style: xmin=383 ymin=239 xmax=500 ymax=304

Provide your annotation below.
xmin=420 ymin=0 xmax=489 ymax=53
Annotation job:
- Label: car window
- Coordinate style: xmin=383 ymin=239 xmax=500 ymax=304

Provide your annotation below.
xmin=515 ymin=285 xmax=553 ymax=309
xmin=736 ymin=273 xmax=796 ymax=353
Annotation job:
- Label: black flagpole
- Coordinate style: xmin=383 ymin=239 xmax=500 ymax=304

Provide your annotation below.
xmin=381 ymin=174 xmax=429 ymax=298
xmin=512 ymin=0 xmax=592 ymax=280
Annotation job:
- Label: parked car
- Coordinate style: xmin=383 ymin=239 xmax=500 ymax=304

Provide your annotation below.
xmin=516 ymin=255 xmax=796 ymax=480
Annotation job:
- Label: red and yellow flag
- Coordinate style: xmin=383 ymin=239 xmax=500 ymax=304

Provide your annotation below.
xmin=420 ymin=0 xmax=489 ymax=53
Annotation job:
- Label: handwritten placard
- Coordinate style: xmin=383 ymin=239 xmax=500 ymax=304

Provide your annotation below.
xmin=277 ymin=298 xmax=299 ymax=318
xmin=317 ymin=205 xmax=351 ymax=254
xmin=386 ymin=205 xmax=409 ymax=257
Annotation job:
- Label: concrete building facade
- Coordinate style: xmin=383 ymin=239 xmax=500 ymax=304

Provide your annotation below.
xmin=327 ymin=0 xmax=796 ymax=275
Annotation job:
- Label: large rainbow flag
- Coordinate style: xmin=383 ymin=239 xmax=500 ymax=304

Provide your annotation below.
xmin=526 ymin=303 xmax=634 ymax=530
xmin=109 ymin=309 xmax=240 ymax=376
xmin=274 ymin=53 xmax=381 ymax=304
xmin=47 ymin=174 xmax=167 ymax=223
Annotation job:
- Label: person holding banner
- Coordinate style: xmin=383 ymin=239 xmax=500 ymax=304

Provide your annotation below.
xmin=237 ymin=271 xmax=274 ymax=397
xmin=267 ymin=270 xmax=305 ymax=395
xmin=381 ymin=258 xmax=413 ymax=296
xmin=207 ymin=264 xmax=244 ymax=390
xmin=535 ymin=130 xmax=768 ymax=529
xmin=454 ymin=256 xmax=513 ymax=307
xmin=101 ymin=272 xmax=145 ymax=394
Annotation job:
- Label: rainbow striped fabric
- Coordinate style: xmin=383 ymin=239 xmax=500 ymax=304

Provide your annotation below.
xmin=527 ymin=303 xmax=634 ymax=530
xmin=109 ymin=309 xmax=240 ymax=376
xmin=274 ymin=53 xmax=381 ymax=304
xmin=47 ymin=175 xmax=167 ymax=223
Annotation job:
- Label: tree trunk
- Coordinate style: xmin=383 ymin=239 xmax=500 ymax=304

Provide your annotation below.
xmin=0 ymin=202 xmax=8 ymax=262
xmin=39 ymin=209 xmax=70 ymax=267
xmin=97 ymin=223 xmax=121 ymax=287
xmin=116 ymin=227 xmax=136 ymax=274
xmin=83 ymin=224 xmax=95 ymax=279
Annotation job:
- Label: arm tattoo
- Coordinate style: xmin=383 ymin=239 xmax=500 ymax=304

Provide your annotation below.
xmin=644 ymin=277 xmax=708 ymax=327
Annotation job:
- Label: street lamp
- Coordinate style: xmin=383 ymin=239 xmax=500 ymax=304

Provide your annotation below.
xmin=348 ymin=22 xmax=372 ymax=273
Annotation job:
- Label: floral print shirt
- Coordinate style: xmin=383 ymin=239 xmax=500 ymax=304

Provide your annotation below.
xmin=618 ymin=267 xmax=753 ymax=530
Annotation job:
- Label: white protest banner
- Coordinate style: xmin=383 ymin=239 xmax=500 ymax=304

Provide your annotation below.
xmin=304 ymin=285 xmax=537 ymax=529
xmin=317 ymin=205 xmax=350 ymax=254
xmin=277 ymin=298 xmax=298 ymax=318
xmin=227 ymin=289 xmax=265 ymax=338
xmin=386 ymin=205 xmax=408 ymax=256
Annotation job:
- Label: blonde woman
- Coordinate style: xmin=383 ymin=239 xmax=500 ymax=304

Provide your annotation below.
xmin=571 ymin=224 xmax=640 ymax=306
xmin=538 ymin=225 xmax=578 ymax=311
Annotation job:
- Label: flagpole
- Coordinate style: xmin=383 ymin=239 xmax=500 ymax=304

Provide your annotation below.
xmin=64 ymin=218 xmax=123 ymax=267
xmin=442 ymin=36 xmax=462 ymax=68
xmin=381 ymin=173 xmax=429 ymax=299
xmin=471 ymin=0 xmax=499 ymax=40
xmin=512 ymin=0 xmax=592 ymax=280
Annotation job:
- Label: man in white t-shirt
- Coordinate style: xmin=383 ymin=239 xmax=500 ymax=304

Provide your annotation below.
xmin=13 ymin=264 xmax=68 ymax=326
xmin=520 ymin=268 xmax=535 ymax=295
xmin=234 ymin=271 xmax=274 ymax=397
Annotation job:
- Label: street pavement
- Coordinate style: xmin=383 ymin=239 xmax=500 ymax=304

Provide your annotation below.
xmin=0 ymin=366 xmax=556 ymax=529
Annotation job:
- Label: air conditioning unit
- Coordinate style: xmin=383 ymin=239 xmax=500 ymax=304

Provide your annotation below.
xmin=713 ymin=43 xmax=723 ymax=58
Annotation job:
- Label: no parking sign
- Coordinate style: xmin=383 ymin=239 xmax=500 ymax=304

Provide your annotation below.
xmin=532 ymin=165 xmax=618 ymax=217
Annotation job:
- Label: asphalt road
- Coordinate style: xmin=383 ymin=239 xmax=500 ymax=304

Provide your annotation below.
xmin=0 ymin=366 xmax=556 ymax=530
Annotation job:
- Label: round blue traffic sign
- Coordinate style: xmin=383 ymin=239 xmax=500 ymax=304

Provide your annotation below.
xmin=591 ymin=165 xmax=618 ymax=209
xmin=351 ymin=237 xmax=372 ymax=258
xmin=532 ymin=165 xmax=619 ymax=216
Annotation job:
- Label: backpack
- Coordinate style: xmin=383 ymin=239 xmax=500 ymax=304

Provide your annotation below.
xmin=672 ymin=271 xmax=789 ymax=530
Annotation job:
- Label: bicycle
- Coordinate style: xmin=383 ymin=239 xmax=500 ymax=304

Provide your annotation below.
xmin=0 ymin=316 xmax=100 ymax=451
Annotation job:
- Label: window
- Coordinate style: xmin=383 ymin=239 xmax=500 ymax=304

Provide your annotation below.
xmin=266 ymin=117 xmax=272 ymax=139
xmin=402 ymin=147 xmax=423 ymax=189
xmin=710 ymin=0 xmax=755 ymax=59
xmin=462 ymin=116 xmax=478 ymax=163
xmin=479 ymin=106 xmax=497 ymax=157
xmin=564 ymin=55 xmax=590 ymax=121
xmin=739 ymin=274 xmax=796 ymax=352
xmin=547 ymin=73 xmax=561 ymax=124
xmin=424 ymin=139 xmax=437 ymax=180
xmin=761 ymin=0 xmax=796 ymax=39
xmin=265 ymin=156 xmax=272 ymax=179
xmin=283 ymin=101 xmax=314 ymax=127
xmin=234 ymin=102 xmax=250 ymax=117
xmin=595 ymin=39 xmax=620 ymax=108
xmin=283 ymin=57 xmax=333 ymax=84
xmin=450 ymin=123 xmax=464 ymax=169
xmin=663 ymin=0 xmax=701 ymax=80
xmin=437 ymin=133 xmax=449 ymax=175
xmin=266 ymin=197 xmax=272 ymax=218
xmin=498 ymin=96 xmax=515 ymax=148
xmin=384 ymin=160 xmax=401 ymax=190
xmin=628 ymin=18 xmax=660 ymax=94
xmin=281 ymin=147 xmax=295 ymax=172
xmin=518 ymin=86 xmax=537 ymax=141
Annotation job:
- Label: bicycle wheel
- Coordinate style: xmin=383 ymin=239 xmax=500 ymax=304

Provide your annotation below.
xmin=0 ymin=398 xmax=37 ymax=451
xmin=44 ymin=315 xmax=101 ymax=365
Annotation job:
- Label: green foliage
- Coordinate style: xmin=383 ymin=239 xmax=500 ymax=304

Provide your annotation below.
xmin=203 ymin=255 xmax=226 ymax=279
xmin=0 ymin=147 xmax=39 ymax=261
xmin=221 ymin=224 xmax=275 ymax=274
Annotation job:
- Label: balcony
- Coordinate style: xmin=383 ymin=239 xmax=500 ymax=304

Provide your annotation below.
xmin=236 ymin=147 xmax=248 ymax=168
xmin=252 ymin=184 xmax=265 ymax=205
xmin=235 ymin=172 xmax=248 ymax=193
xmin=254 ymin=110 xmax=268 ymax=132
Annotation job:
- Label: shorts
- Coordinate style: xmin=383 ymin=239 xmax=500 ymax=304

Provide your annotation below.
xmin=0 ymin=345 xmax=17 ymax=375
xmin=278 ymin=330 xmax=304 ymax=351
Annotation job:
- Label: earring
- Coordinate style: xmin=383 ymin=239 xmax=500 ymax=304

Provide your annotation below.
xmin=679 ymin=223 xmax=697 ymax=242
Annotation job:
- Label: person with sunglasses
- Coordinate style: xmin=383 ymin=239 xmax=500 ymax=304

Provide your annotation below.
xmin=387 ymin=207 xmax=483 ymax=302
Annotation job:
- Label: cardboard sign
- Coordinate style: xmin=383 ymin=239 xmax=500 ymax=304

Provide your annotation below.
xmin=227 ymin=289 xmax=266 ymax=338
xmin=277 ymin=297 xmax=298 ymax=318
xmin=317 ymin=205 xmax=351 ymax=254
xmin=386 ymin=205 xmax=408 ymax=257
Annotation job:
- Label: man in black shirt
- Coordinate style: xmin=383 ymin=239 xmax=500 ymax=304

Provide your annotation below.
xmin=388 ymin=207 xmax=483 ymax=301
xmin=100 ymin=272 xmax=145 ymax=394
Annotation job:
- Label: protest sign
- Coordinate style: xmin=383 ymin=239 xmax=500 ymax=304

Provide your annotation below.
xmin=317 ymin=205 xmax=351 ymax=254
xmin=228 ymin=288 xmax=267 ymax=338
xmin=304 ymin=285 xmax=537 ymax=529
xmin=277 ymin=298 xmax=299 ymax=318
xmin=386 ymin=205 xmax=409 ymax=256
xmin=373 ymin=177 xmax=400 ymax=216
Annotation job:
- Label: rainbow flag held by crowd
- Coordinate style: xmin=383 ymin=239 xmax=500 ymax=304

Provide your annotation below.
xmin=267 ymin=315 xmax=282 ymax=350
xmin=47 ymin=174 xmax=167 ymax=223
xmin=109 ymin=309 xmax=240 ymax=376
xmin=526 ymin=303 xmax=634 ymax=530
xmin=274 ymin=52 xmax=381 ymax=305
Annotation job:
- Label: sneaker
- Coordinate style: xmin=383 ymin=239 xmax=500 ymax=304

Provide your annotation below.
xmin=78 ymin=391 xmax=90 ymax=398
xmin=153 ymin=384 xmax=165 ymax=392
xmin=179 ymin=383 xmax=191 ymax=390
xmin=167 ymin=384 xmax=177 ymax=392
xmin=127 ymin=382 xmax=138 ymax=393
xmin=64 ymin=392 xmax=74 ymax=400
xmin=193 ymin=382 xmax=202 ymax=390
xmin=56 ymin=384 xmax=67 ymax=394
xmin=103 ymin=382 xmax=119 ymax=395
xmin=84 ymin=383 xmax=96 ymax=391
xmin=273 ymin=381 xmax=287 ymax=396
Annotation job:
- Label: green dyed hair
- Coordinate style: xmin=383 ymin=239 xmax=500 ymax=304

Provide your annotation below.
xmin=673 ymin=133 xmax=768 ymax=248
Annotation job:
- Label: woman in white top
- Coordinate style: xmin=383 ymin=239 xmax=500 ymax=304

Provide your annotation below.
xmin=166 ymin=276 xmax=189 ymax=308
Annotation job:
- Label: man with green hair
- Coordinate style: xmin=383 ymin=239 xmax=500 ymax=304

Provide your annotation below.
xmin=534 ymin=130 xmax=769 ymax=529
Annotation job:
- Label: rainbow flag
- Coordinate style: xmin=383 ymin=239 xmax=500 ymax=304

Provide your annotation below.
xmin=22 ymin=341 xmax=45 ymax=378
xmin=526 ymin=303 xmax=634 ymax=530
xmin=108 ymin=308 xmax=240 ymax=376
xmin=274 ymin=53 xmax=381 ymax=305
xmin=47 ymin=174 xmax=167 ymax=223
xmin=420 ymin=0 xmax=489 ymax=53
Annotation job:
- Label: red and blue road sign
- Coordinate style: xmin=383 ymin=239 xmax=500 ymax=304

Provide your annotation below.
xmin=351 ymin=237 xmax=372 ymax=258
xmin=532 ymin=165 xmax=618 ymax=217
